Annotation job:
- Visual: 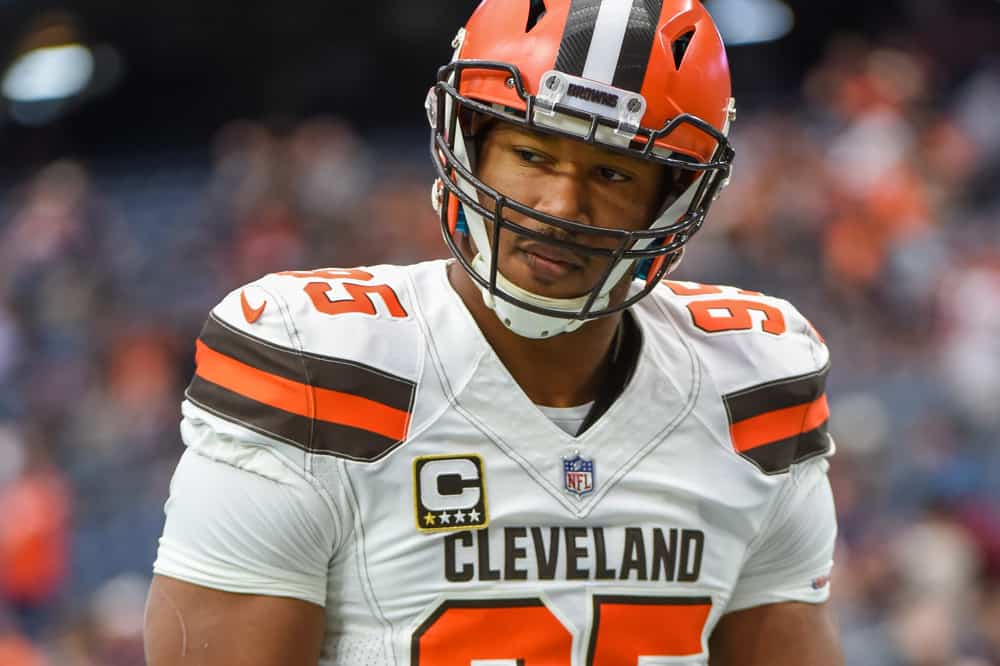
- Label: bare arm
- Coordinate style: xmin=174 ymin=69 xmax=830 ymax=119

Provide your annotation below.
xmin=144 ymin=575 xmax=326 ymax=666
xmin=708 ymin=601 xmax=843 ymax=666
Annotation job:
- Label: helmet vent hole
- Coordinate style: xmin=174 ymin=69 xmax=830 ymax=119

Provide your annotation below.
xmin=672 ymin=29 xmax=696 ymax=70
xmin=526 ymin=0 xmax=547 ymax=32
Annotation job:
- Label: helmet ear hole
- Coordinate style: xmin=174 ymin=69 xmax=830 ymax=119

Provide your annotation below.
xmin=526 ymin=0 xmax=547 ymax=32
xmin=672 ymin=29 xmax=696 ymax=70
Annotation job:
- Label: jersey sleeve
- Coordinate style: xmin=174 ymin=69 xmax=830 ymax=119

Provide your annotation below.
xmin=154 ymin=277 xmax=351 ymax=604
xmin=152 ymin=422 xmax=339 ymax=606
xmin=654 ymin=282 xmax=838 ymax=610
xmin=725 ymin=456 xmax=837 ymax=612
xmin=183 ymin=275 xmax=417 ymax=461
xmin=656 ymin=281 xmax=834 ymax=474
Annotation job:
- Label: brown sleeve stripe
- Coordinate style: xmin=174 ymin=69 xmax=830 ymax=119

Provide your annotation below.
xmin=186 ymin=376 xmax=402 ymax=461
xmin=193 ymin=339 xmax=410 ymax=441
xmin=185 ymin=315 xmax=416 ymax=461
xmin=724 ymin=364 xmax=829 ymax=424
xmin=723 ymin=364 xmax=832 ymax=474
xmin=200 ymin=315 xmax=414 ymax=413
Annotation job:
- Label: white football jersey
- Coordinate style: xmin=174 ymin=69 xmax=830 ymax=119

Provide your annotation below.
xmin=154 ymin=259 xmax=836 ymax=665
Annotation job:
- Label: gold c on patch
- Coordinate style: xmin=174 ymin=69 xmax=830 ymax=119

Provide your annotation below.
xmin=413 ymin=454 xmax=488 ymax=532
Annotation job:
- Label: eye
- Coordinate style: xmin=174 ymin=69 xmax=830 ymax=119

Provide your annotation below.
xmin=513 ymin=147 xmax=547 ymax=163
xmin=597 ymin=166 xmax=630 ymax=183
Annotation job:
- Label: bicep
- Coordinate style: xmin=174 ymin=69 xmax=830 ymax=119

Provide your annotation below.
xmin=144 ymin=574 xmax=326 ymax=666
xmin=708 ymin=601 xmax=843 ymax=666
xmin=728 ymin=458 xmax=837 ymax=612
xmin=147 ymin=434 xmax=341 ymax=665
xmin=711 ymin=457 xmax=841 ymax=664
xmin=153 ymin=441 xmax=339 ymax=606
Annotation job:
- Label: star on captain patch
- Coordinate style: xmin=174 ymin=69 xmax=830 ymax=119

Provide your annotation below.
xmin=563 ymin=453 xmax=595 ymax=497
xmin=413 ymin=454 xmax=489 ymax=532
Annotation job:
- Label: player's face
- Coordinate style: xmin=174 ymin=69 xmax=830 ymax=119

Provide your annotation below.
xmin=475 ymin=123 xmax=665 ymax=300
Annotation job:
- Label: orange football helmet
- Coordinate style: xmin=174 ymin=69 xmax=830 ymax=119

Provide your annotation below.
xmin=429 ymin=0 xmax=736 ymax=338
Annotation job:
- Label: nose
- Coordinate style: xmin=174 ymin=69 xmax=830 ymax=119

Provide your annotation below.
xmin=532 ymin=169 xmax=592 ymax=227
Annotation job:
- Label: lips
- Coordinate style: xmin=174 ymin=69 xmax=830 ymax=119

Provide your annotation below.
xmin=518 ymin=242 xmax=585 ymax=269
xmin=518 ymin=241 xmax=585 ymax=281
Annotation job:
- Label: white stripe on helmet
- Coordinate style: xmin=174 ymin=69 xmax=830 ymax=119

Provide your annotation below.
xmin=581 ymin=0 xmax=635 ymax=84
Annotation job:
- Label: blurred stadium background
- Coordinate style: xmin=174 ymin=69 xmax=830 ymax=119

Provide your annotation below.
xmin=0 ymin=0 xmax=998 ymax=664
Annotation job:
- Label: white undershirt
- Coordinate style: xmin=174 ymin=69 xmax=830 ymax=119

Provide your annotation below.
xmin=535 ymin=401 xmax=595 ymax=436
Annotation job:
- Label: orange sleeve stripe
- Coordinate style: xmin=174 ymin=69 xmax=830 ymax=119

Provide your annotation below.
xmin=195 ymin=340 xmax=409 ymax=442
xmin=313 ymin=381 xmax=410 ymax=442
xmin=730 ymin=394 xmax=829 ymax=452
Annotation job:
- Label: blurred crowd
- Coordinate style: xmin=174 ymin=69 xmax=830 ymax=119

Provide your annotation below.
xmin=0 ymin=34 xmax=999 ymax=666
xmin=689 ymin=38 xmax=1000 ymax=666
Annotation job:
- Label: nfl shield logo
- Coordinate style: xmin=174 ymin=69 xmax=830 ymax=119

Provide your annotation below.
xmin=563 ymin=454 xmax=595 ymax=497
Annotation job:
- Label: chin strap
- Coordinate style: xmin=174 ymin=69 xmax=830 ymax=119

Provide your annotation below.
xmin=470 ymin=252 xmax=594 ymax=338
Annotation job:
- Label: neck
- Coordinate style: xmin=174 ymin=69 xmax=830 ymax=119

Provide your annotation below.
xmin=447 ymin=261 xmax=621 ymax=407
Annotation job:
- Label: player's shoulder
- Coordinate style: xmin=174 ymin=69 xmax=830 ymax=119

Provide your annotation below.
xmin=214 ymin=263 xmax=420 ymax=342
xmin=639 ymin=279 xmax=832 ymax=474
xmin=208 ymin=262 xmax=429 ymax=365
xmin=184 ymin=262 xmax=431 ymax=462
xmin=643 ymin=279 xmax=829 ymax=379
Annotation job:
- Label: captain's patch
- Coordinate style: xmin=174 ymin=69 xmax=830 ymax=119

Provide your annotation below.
xmin=414 ymin=454 xmax=489 ymax=532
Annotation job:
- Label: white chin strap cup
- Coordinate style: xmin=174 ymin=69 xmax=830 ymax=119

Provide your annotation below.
xmin=471 ymin=253 xmax=609 ymax=339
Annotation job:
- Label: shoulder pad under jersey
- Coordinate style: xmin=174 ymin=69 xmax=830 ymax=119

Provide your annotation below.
xmin=184 ymin=265 xmax=423 ymax=462
xmin=650 ymin=280 xmax=832 ymax=475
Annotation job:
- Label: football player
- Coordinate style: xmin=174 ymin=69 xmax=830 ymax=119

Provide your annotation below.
xmin=144 ymin=1 xmax=843 ymax=665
